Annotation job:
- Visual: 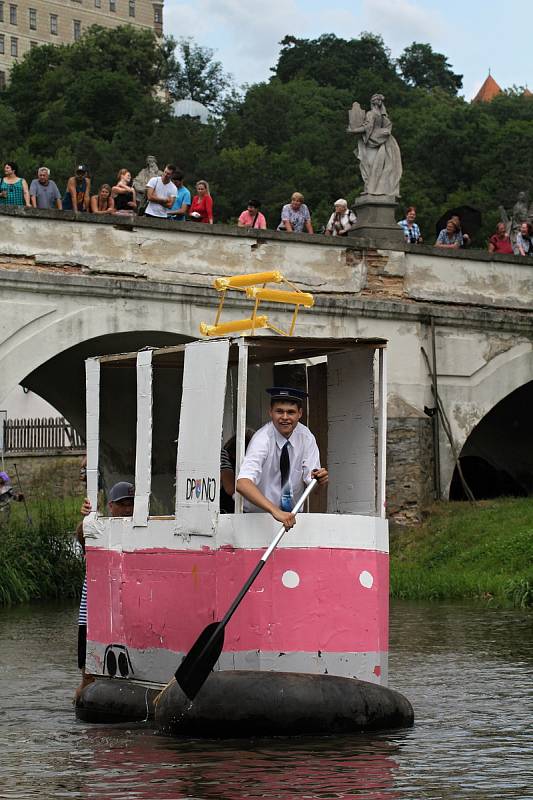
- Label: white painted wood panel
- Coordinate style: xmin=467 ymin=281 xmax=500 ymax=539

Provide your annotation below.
xmin=327 ymin=349 xmax=375 ymax=514
xmin=175 ymin=339 xmax=229 ymax=534
xmin=133 ymin=349 xmax=153 ymax=527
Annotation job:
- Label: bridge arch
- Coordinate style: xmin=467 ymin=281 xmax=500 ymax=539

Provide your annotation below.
xmin=447 ymin=345 xmax=533 ymax=499
xmin=19 ymin=330 xmax=195 ymax=438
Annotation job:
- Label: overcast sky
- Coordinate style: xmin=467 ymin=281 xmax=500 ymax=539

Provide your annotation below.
xmin=164 ymin=0 xmax=530 ymax=101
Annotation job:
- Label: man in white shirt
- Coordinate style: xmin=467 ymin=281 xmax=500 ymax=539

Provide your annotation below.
xmin=236 ymin=387 xmax=328 ymax=530
xmin=145 ymin=164 xmax=177 ymax=218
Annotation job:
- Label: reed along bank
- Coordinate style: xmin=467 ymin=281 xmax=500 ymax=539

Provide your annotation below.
xmin=0 ymin=498 xmax=84 ymax=606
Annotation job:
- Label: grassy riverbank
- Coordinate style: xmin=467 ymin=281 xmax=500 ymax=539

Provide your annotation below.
xmin=390 ymin=498 xmax=533 ymax=608
xmin=0 ymin=498 xmax=84 ymax=606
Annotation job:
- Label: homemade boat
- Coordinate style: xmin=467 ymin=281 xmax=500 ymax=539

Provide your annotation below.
xmin=76 ymin=335 xmax=413 ymax=735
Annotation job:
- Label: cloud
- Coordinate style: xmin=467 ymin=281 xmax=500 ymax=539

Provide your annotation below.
xmin=164 ymin=0 xmax=309 ymax=85
xmin=360 ymin=0 xmax=444 ymax=51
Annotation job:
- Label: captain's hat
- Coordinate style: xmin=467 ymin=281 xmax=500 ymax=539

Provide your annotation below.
xmin=266 ymin=387 xmax=308 ymax=403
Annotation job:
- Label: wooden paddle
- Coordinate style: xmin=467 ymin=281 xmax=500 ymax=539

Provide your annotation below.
xmin=175 ymin=478 xmax=318 ymax=700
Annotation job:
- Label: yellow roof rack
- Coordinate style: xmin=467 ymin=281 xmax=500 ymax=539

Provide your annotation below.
xmin=200 ymin=271 xmax=314 ymax=337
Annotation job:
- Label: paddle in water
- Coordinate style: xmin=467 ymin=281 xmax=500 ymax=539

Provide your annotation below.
xmin=175 ymin=478 xmax=318 ymax=700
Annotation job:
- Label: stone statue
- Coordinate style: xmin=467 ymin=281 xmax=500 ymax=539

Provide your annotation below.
xmin=499 ymin=191 xmax=528 ymax=245
xmin=133 ymin=156 xmax=162 ymax=204
xmin=347 ymin=94 xmax=402 ymax=198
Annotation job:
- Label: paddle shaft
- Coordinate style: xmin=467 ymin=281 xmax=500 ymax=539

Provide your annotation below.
xmin=218 ymin=478 xmax=317 ymax=628
xmin=177 ymin=479 xmax=318 ymax=690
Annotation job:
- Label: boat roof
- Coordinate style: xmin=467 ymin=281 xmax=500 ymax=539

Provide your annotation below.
xmin=97 ymin=335 xmax=388 ymax=368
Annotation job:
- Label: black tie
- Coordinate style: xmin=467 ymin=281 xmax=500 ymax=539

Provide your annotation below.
xmin=280 ymin=442 xmax=290 ymax=492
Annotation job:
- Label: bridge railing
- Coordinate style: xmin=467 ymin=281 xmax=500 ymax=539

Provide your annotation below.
xmin=2 ymin=417 xmax=84 ymax=453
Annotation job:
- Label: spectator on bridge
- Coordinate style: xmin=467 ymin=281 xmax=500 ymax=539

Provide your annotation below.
xmin=167 ymin=170 xmax=191 ymax=221
xmin=450 ymin=215 xmax=470 ymax=248
xmin=488 ymin=222 xmax=513 ymax=255
xmin=29 ymin=167 xmax=62 ymax=210
xmin=90 ymin=184 xmax=115 ymax=215
xmin=514 ymin=221 xmax=532 ymax=256
xmin=145 ymin=164 xmax=177 ymax=219
xmin=111 ymin=169 xmax=137 ymax=216
xmin=278 ymin=192 xmax=314 ymax=234
xmin=189 ymin=180 xmax=214 ymax=224
xmin=325 ymin=199 xmax=357 ymax=237
xmin=63 ymin=165 xmax=91 ymax=212
xmin=398 ymin=206 xmax=422 ymax=243
xmin=238 ymin=200 xmax=267 ymax=229
xmin=0 ymin=162 xmax=31 ymax=208
xmin=435 ymin=219 xmax=462 ymax=249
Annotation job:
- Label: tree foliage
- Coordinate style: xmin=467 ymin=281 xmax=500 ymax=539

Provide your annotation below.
xmin=397 ymin=42 xmax=463 ymax=94
xmin=167 ymin=38 xmax=234 ymax=112
xmin=0 ymin=28 xmax=532 ymax=244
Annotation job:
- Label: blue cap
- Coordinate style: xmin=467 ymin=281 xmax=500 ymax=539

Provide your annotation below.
xmin=108 ymin=481 xmax=134 ymax=503
xmin=266 ymin=387 xmax=308 ymax=402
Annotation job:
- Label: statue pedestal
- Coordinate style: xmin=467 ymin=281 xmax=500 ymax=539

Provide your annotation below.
xmin=348 ymin=195 xmax=404 ymax=246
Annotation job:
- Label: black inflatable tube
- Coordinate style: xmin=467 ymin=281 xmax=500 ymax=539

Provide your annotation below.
xmin=77 ymin=671 xmax=414 ymax=736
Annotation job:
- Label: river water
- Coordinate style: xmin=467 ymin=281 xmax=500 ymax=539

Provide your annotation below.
xmin=0 ymin=601 xmax=531 ymax=799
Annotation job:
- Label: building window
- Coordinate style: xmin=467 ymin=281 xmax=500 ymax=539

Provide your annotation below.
xmin=0 ymin=71 xmax=5 ymax=91
xmin=0 ymin=34 xmax=4 ymax=54
xmin=0 ymin=3 xmax=4 ymax=23
xmin=109 ymin=0 xmax=115 ymax=11
xmin=10 ymin=36 xmax=17 ymax=56
xmin=9 ymin=4 xmax=16 ymax=25
xmin=94 ymin=0 xmax=101 ymax=7
xmin=30 ymin=39 xmax=38 ymax=48
xmin=129 ymin=0 xmax=135 ymax=17
xmin=29 ymin=7 xmax=36 ymax=30
xmin=153 ymin=5 xmax=162 ymax=23
xmin=50 ymin=13 xmax=58 ymax=34
xmin=73 ymin=19 xmax=81 ymax=40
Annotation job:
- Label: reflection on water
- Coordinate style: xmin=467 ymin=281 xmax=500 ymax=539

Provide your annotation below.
xmin=0 ymin=601 xmax=531 ymax=799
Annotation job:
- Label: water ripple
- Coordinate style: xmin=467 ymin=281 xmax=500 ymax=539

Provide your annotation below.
xmin=0 ymin=601 xmax=531 ymax=799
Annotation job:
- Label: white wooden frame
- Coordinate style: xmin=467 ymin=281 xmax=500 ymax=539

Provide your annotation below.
xmin=85 ymin=358 xmax=100 ymax=511
xmin=233 ymin=339 xmax=248 ymax=515
xmin=133 ymin=349 xmax=153 ymax=527
xmin=376 ymin=347 xmax=387 ymax=518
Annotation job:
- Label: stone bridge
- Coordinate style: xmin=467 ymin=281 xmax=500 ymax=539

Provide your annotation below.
xmin=0 ymin=207 xmax=531 ymax=522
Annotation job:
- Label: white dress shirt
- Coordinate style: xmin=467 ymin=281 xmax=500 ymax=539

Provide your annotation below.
xmin=237 ymin=421 xmax=321 ymax=513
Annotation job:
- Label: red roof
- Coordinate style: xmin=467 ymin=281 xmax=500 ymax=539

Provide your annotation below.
xmin=472 ymin=74 xmax=502 ymax=103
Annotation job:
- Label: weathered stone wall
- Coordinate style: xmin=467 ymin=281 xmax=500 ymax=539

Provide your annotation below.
xmin=387 ymin=418 xmax=434 ymax=525
xmin=3 ymin=452 xmax=84 ymax=500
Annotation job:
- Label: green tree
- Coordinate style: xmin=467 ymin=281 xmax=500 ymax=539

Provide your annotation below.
xmin=168 ymin=38 xmax=234 ymax=113
xmin=397 ymin=43 xmax=463 ymax=94
xmin=2 ymin=25 xmax=171 ymax=186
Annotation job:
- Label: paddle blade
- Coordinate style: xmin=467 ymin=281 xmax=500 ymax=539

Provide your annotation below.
xmin=175 ymin=621 xmax=225 ymax=700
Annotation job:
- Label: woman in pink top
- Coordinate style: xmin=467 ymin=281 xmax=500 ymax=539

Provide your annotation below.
xmin=189 ymin=179 xmax=213 ymax=224
xmin=238 ymin=200 xmax=267 ymax=229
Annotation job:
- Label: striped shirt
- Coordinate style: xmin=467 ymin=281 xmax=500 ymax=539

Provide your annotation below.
xmin=220 ymin=447 xmax=233 ymax=472
xmin=78 ymin=574 xmax=87 ymax=625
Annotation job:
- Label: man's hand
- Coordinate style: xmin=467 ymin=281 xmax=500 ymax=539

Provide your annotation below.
xmin=312 ymin=468 xmax=328 ymax=486
xmin=81 ymin=497 xmax=92 ymax=516
xmin=272 ymin=509 xmax=296 ymax=530
xmin=237 ymin=477 xmax=298 ymax=528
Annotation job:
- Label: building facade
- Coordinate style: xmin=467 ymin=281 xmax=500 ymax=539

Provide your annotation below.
xmin=0 ymin=0 xmax=164 ymax=87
